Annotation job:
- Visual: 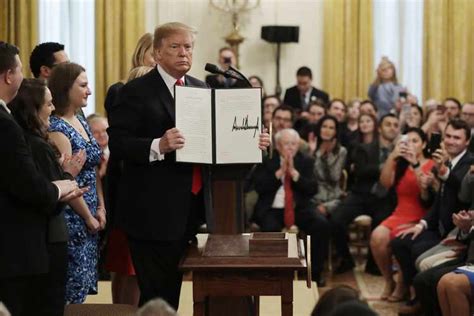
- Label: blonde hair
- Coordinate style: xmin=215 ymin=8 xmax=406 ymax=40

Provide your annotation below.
xmin=127 ymin=66 xmax=153 ymax=82
xmin=373 ymin=56 xmax=398 ymax=85
xmin=153 ymin=22 xmax=197 ymax=49
xmin=131 ymin=33 xmax=153 ymax=69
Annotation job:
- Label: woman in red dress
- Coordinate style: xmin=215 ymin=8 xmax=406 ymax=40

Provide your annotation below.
xmin=370 ymin=127 xmax=434 ymax=301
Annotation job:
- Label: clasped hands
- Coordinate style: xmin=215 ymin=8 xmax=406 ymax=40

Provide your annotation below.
xmin=158 ymin=127 xmax=271 ymax=154
xmin=275 ymin=151 xmax=299 ymax=180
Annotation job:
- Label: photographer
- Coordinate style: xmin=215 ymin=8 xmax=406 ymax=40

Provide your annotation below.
xmin=205 ymin=47 xmax=246 ymax=88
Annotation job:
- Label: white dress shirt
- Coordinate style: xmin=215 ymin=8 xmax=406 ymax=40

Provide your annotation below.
xmin=149 ymin=64 xmax=185 ymax=162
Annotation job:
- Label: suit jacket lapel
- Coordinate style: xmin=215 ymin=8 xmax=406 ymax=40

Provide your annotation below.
xmin=151 ymin=69 xmax=175 ymax=122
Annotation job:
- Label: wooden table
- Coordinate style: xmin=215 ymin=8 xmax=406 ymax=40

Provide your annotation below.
xmin=179 ymin=234 xmax=307 ymax=316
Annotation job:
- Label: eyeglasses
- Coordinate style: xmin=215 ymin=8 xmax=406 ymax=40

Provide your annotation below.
xmin=273 ymin=116 xmax=292 ymax=123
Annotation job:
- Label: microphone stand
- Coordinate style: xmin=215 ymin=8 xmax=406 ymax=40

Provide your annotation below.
xmin=228 ymin=65 xmax=252 ymax=88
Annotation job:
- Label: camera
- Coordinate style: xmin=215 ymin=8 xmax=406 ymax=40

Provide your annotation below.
xmin=223 ymin=57 xmax=232 ymax=64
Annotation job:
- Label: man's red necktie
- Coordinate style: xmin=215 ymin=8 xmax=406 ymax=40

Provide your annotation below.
xmin=283 ymin=172 xmax=295 ymax=228
xmin=175 ymin=79 xmax=202 ymax=195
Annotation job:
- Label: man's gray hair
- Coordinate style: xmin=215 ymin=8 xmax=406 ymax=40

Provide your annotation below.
xmin=136 ymin=298 xmax=178 ymax=316
xmin=274 ymin=128 xmax=300 ymax=144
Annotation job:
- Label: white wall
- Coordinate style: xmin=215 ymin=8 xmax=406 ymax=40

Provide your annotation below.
xmin=145 ymin=0 xmax=324 ymax=96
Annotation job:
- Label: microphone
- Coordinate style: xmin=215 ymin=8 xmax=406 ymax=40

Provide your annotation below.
xmin=204 ymin=63 xmax=242 ymax=81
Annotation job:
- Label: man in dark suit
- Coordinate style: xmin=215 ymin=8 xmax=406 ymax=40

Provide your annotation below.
xmin=330 ymin=114 xmax=400 ymax=274
xmin=0 ymin=42 xmax=80 ymax=316
xmin=391 ymin=119 xmax=473 ymax=314
xmin=253 ymin=128 xmax=329 ymax=286
xmin=283 ymin=66 xmax=329 ymax=112
xmin=108 ymin=23 xmax=270 ymax=309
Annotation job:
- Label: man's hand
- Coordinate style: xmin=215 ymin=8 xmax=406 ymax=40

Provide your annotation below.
xmin=158 ymin=128 xmax=185 ymax=154
xmin=453 ymin=210 xmax=472 ymax=233
xmin=59 ymin=186 xmax=89 ymax=202
xmin=432 ymin=146 xmax=448 ymax=174
xmin=396 ymin=224 xmax=424 ymax=240
xmin=258 ymin=128 xmax=271 ymax=150
xmin=53 ymin=179 xmax=78 ymax=198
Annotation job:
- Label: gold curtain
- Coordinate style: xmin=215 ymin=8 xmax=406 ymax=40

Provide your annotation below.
xmin=0 ymin=0 xmax=38 ymax=77
xmin=423 ymin=0 xmax=474 ymax=103
xmin=322 ymin=0 xmax=373 ymax=101
xmin=95 ymin=0 xmax=145 ymax=115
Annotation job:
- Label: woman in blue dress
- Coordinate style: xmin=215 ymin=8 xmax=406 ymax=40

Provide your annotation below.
xmin=48 ymin=63 xmax=106 ymax=303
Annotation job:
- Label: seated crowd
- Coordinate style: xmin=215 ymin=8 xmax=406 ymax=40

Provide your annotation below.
xmin=1 ymin=28 xmax=474 ymax=316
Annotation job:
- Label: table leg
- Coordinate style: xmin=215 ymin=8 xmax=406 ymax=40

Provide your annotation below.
xmin=254 ymin=296 xmax=260 ymax=316
xmin=281 ymin=279 xmax=293 ymax=316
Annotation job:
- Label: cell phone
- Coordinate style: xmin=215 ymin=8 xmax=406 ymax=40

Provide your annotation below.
xmin=428 ymin=132 xmax=442 ymax=154
xmin=399 ymin=134 xmax=409 ymax=144
xmin=399 ymin=91 xmax=408 ymax=99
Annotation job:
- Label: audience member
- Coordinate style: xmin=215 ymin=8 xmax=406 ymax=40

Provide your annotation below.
xmin=309 ymin=115 xmax=347 ymax=217
xmin=371 ymin=128 xmax=434 ymax=301
xmin=392 ymin=119 xmax=473 ymax=314
xmin=283 ymin=66 xmax=329 ymax=112
xmin=422 ymin=104 xmax=449 ymax=139
xmin=0 ymin=42 xmax=80 ymax=316
xmin=262 ymin=95 xmax=281 ymax=129
xmin=0 ymin=302 xmax=10 ymax=316
xmin=104 ymin=66 xmax=154 ymax=307
xmin=307 ymin=100 xmax=327 ymax=125
xmin=10 ymin=78 xmax=88 ymax=316
xmin=49 ymin=62 xmax=105 ymax=303
xmin=327 ymin=99 xmax=347 ymax=124
xmin=205 ymin=47 xmax=246 ymax=88
xmin=249 ymin=75 xmax=266 ymax=97
xmin=461 ymin=101 xmax=474 ymax=152
xmin=356 ymin=113 xmax=378 ymax=145
xmin=311 ymin=285 xmax=374 ymax=316
xmin=136 ymin=298 xmax=178 ymax=316
xmin=400 ymin=104 xmax=424 ymax=132
xmin=331 ymin=114 xmax=400 ymax=274
xmin=444 ymin=97 xmax=462 ymax=120
xmin=29 ymin=42 xmax=69 ymax=80
xmin=368 ymin=57 xmax=404 ymax=118
xmin=345 ymin=98 xmax=361 ymax=140
xmin=87 ymin=114 xmax=109 ymax=178
xmin=359 ymin=99 xmax=378 ymax=117
xmin=412 ymin=164 xmax=474 ymax=316
xmin=108 ymin=22 xmax=270 ymax=309
xmin=104 ymin=33 xmax=156 ymax=115
xmin=253 ymin=128 xmax=329 ymax=286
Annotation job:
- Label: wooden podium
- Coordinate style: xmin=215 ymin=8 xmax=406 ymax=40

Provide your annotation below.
xmin=180 ymin=234 xmax=306 ymax=316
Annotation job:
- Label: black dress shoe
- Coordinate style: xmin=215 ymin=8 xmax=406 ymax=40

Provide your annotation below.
xmin=335 ymin=260 xmax=355 ymax=274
